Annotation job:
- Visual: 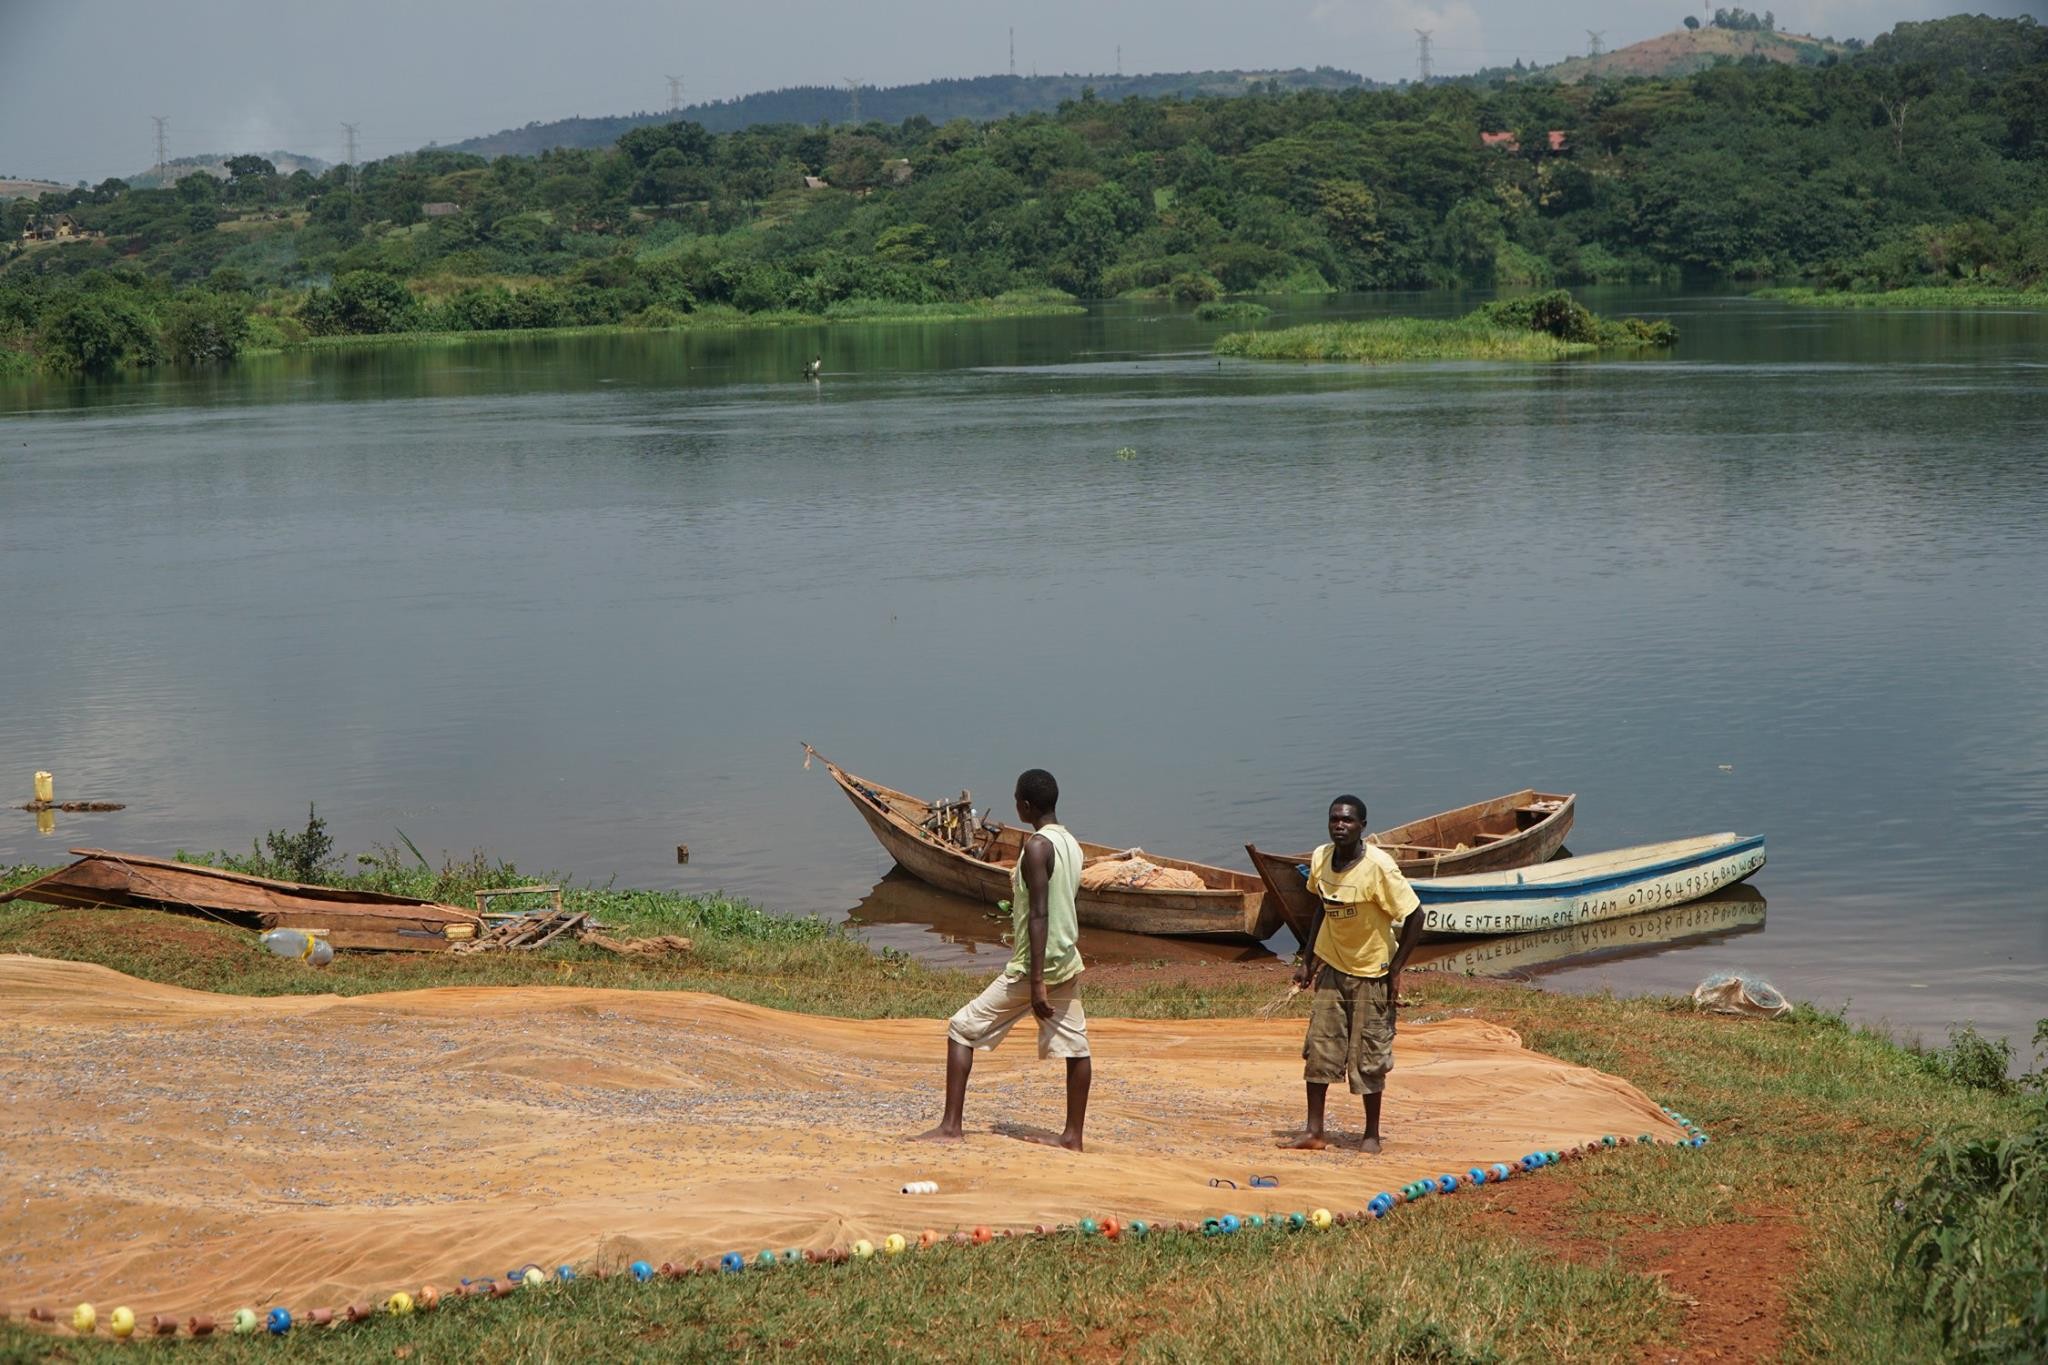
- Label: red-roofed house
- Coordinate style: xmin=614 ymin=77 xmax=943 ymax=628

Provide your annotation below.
xmin=1479 ymin=130 xmax=1570 ymax=154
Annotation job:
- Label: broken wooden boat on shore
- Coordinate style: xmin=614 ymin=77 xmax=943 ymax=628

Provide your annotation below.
xmin=0 ymin=849 xmax=483 ymax=952
xmin=809 ymin=747 xmax=1281 ymax=941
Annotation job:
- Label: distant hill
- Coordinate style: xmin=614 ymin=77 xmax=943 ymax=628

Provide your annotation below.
xmin=1483 ymin=26 xmax=1849 ymax=84
xmin=124 ymin=150 xmax=331 ymax=190
xmin=440 ymin=68 xmax=1378 ymax=158
xmin=0 ymin=178 xmax=72 ymax=200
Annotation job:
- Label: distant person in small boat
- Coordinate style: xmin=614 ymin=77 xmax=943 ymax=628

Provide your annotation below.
xmin=915 ymin=767 xmax=1091 ymax=1151
xmin=1282 ymin=793 xmax=1422 ymax=1154
xmin=803 ymin=355 xmax=822 ymax=380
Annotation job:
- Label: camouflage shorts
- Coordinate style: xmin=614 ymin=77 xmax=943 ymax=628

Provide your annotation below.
xmin=1301 ymin=965 xmax=1395 ymax=1095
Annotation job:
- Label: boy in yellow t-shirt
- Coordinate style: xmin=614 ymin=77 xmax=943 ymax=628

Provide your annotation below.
xmin=1281 ymin=793 xmax=1422 ymax=1154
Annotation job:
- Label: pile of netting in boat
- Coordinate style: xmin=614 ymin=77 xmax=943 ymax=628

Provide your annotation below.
xmin=1079 ymin=850 xmax=1206 ymax=892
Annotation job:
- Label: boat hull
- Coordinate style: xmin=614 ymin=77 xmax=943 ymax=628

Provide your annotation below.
xmin=1251 ymin=834 xmax=1766 ymax=941
xmin=1414 ymin=835 xmax=1767 ymax=937
xmin=823 ymin=757 xmax=1277 ymax=941
xmin=1374 ymin=790 xmax=1576 ymax=878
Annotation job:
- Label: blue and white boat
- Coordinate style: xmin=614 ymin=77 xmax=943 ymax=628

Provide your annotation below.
xmin=1413 ymin=833 xmax=1767 ymax=937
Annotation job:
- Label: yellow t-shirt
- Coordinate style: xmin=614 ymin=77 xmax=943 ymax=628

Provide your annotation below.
xmin=1308 ymin=841 xmax=1420 ymax=979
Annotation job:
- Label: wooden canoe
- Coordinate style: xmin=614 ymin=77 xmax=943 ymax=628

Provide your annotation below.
xmin=1246 ymin=789 xmax=1575 ymax=940
xmin=814 ymin=753 xmax=1282 ymax=941
xmin=1409 ymin=833 xmax=1766 ymax=936
xmin=0 ymin=849 xmax=483 ymax=952
xmin=1252 ymin=833 xmax=1766 ymax=940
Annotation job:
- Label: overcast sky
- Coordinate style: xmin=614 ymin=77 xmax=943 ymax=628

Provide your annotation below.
xmin=2 ymin=0 xmax=2037 ymax=183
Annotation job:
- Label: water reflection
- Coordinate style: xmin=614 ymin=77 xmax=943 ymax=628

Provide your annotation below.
xmin=1411 ymin=885 xmax=1767 ymax=980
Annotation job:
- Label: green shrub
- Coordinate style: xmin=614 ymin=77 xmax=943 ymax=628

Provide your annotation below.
xmin=1256 ymin=263 xmax=1335 ymax=295
xmin=1477 ymin=291 xmax=1678 ymax=348
xmin=1479 ymin=289 xmax=1602 ymax=343
xmin=1194 ymin=300 xmax=1271 ymax=322
xmin=299 ymin=270 xmax=424 ymax=336
xmin=36 ymin=295 xmax=162 ymax=373
xmin=160 ymin=292 xmax=250 ymax=363
xmin=1166 ymin=271 xmax=1221 ymax=303
xmin=252 ymin=803 xmax=337 ymax=882
xmin=1890 ymin=1106 xmax=2047 ymax=1357
xmin=1618 ymin=317 xmax=1679 ymax=346
xmin=630 ymin=303 xmax=691 ymax=328
xmin=1922 ymin=1025 xmax=2016 ymax=1094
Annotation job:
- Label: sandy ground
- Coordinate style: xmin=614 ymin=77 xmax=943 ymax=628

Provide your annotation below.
xmin=0 ymin=954 xmax=1686 ymax=1321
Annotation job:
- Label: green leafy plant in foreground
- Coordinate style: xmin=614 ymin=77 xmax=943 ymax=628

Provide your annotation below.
xmin=1890 ymin=1021 xmax=2048 ymax=1362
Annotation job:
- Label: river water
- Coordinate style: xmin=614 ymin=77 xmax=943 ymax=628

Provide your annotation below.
xmin=2 ymin=291 xmax=2042 ymax=1056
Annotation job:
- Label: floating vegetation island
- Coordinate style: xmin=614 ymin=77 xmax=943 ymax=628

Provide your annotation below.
xmin=1216 ymin=291 xmax=1677 ymax=363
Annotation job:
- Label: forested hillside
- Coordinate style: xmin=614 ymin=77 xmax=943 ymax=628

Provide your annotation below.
xmin=447 ymin=70 xmax=1373 ymax=158
xmin=3 ymin=15 xmax=2042 ymax=376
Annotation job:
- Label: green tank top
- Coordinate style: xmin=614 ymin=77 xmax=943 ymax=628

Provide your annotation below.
xmin=1005 ymin=823 xmax=1084 ymax=985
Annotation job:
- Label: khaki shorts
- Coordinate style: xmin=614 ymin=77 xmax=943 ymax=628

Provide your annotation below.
xmin=947 ymin=974 xmax=1090 ymax=1059
xmin=1301 ymin=965 xmax=1394 ymax=1095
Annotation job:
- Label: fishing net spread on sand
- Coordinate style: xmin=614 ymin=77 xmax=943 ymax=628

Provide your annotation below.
xmin=0 ymin=955 xmax=1689 ymax=1320
xmin=1080 ymin=850 xmax=1207 ymax=892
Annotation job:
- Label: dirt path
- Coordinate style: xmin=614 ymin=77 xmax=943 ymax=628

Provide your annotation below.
xmin=1462 ymin=1155 xmax=1802 ymax=1362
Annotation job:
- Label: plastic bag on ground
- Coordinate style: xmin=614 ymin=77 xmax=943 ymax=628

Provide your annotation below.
xmin=1692 ymin=971 xmax=1789 ymax=1019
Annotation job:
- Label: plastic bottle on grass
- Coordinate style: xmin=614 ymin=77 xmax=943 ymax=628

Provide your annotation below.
xmin=260 ymin=929 xmax=333 ymax=965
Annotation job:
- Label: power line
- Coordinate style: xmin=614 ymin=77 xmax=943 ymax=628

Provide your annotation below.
xmin=666 ymin=74 xmax=683 ymax=116
xmin=1008 ymin=27 xmax=1015 ymax=77
xmin=1586 ymin=29 xmax=1606 ymax=65
xmin=844 ymin=77 xmax=860 ymax=123
xmin=1415 ymin=29 xmax=1434 ymax=83
xmin=151 ymin=115 xmax=168 ymax=182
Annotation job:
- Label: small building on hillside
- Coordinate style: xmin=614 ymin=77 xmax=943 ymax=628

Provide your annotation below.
xmin=19 ymin=213 xmax=83 ymax=242
xmin=422 ymin=201 xmax=462 ymax=218
xmin=883 ymin=159 xmax=912 ymax=184
xmin=802 ymin=175 xmax=831 ymax=191
xmin=1479 ymin=130 xmax=1569 ymax=154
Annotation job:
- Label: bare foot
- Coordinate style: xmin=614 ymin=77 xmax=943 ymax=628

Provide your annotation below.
xmin=1281 ymin=1132 xmax=1329 ymax=1150
xmin=1359 ymin=1134 xmax=1383 ymax=1155
xmin=1017 ymin=1131 xmax=1084 ymax=1153
xmin=911 ymin=1125 xmax=963 ymax=1143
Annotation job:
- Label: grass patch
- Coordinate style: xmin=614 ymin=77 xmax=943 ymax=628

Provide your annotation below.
xmin=1754 ymin=284 xmax=2048 ymax=309
xmin=0 ymin=1215 xmax=1668 ymax=1362
xmin=1 ymin=849 xmax=2040 ymax=1361
xmin=1193 ymin=300 xmax=1271 ymax=323
xmin=1217 ymin=317 xmax=1591 ymax=363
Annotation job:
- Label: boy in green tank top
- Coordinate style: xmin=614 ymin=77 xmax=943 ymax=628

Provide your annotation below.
xmin=915 ymin=768 xmax=1092 ymax=1151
